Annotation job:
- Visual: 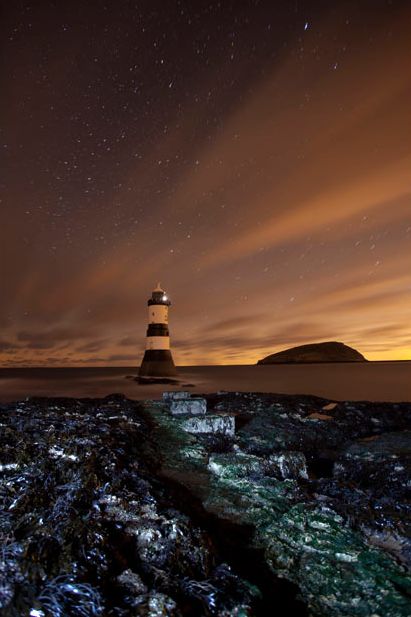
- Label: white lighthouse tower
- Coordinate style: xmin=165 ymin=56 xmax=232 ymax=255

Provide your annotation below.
xmin=139 ymin=283 xmax=177 ymax=378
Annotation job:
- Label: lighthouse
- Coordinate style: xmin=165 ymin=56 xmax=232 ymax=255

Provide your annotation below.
xmin=139 ymin=283 xmax=177 ymax=378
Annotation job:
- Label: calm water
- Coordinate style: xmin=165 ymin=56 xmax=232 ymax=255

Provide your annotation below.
xmin=0 ymin=362 xmax=410 ymax=403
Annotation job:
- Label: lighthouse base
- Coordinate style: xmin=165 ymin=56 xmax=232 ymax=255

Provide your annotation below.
xmin=139 ymin=349 xmax=178 ymax=378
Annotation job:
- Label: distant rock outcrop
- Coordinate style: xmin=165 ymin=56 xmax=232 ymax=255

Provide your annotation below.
xmin=257 ymin=341 xmax=367 ymax=364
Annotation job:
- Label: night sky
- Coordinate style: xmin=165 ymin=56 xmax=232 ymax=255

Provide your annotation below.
xmin=1 ymin=0 xmax=410 ymax=367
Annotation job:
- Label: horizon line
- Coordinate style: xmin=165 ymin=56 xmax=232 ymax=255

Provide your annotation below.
xmin=1 ymin=359 xmax=410 ymax=369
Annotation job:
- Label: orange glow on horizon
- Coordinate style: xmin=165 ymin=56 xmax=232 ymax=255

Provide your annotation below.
xmin=1 ymin=4 xmax=410 ymax=368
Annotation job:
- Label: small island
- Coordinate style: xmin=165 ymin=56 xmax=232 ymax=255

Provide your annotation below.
xmin=257 ymin=341 xmax=367 ymax=364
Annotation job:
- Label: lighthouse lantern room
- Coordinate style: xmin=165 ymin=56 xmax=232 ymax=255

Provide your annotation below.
xmin=139 ymin=283 xmax=177 ymax=377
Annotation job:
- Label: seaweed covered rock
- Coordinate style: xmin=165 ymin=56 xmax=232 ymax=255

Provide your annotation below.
xmin=311 ymin=430 xmax=411 ymax=566
xmin=334 ymin=430 xmax=411 ymax=497
xmin=1 ymin=391 xmax=411 ymax=616
xmin=266 ymin=452 xmax=308 ymax=480
xmin=0 ymin=395 xmax=261 ymax=616
xmin=142 ymin=391 xmax=411 ymax=617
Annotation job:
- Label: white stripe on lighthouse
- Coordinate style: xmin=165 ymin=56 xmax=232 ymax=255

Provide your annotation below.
xmin=148 ymin=305 xmax=168 ymax=324
xmin=146 ymin=336 xmax=170 ymax=350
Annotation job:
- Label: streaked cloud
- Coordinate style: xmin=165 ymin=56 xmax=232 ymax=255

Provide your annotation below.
xmin=1 ymin=4 xmax=410 ymax=366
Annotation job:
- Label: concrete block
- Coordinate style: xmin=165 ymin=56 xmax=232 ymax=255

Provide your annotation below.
xmin=169 ymin=398 xmax=207 ymax=416
xmin=180 ymin=414 xmax=235 ymax=437
xmin=163 ymin=391 xmax=192 ymax=402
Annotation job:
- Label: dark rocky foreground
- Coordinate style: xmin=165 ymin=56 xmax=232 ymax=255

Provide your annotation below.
xmin=0 ymin=392 xmax=410 ymax=616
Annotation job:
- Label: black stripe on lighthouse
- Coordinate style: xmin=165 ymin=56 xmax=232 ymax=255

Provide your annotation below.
xmin=146 ymin=324 xmax=170 ymax=337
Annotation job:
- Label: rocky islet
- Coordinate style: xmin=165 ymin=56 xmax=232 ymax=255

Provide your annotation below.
xmin=257 ymin=341 xmax=367 ymax=364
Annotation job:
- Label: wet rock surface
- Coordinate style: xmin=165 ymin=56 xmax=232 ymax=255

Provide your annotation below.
xmin=1 ymin=391 xmax=411 ymax=616
xmin=0 ymin=394 xmax=261 ymax=616
xmin=146 ymin=391 xmax=411 ymax=616
xmin=209 ymin=393 xmax=411 ymax=563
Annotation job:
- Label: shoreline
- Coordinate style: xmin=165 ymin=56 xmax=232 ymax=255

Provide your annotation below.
xmin=1 ymin=362 xmax=410 ymax=403
xmin=0 ymin=359 xmax=410 ymax=372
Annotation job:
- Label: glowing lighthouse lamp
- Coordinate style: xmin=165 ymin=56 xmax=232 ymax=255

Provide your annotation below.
xmin=139 ymin=283 xmax=177 ymax=379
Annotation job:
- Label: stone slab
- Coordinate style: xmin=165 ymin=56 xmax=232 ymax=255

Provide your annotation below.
xmin=179 ymin=414 xmax=235 ymax=437
xmin=163 ymin=391 xmax=192 ymax=402
xmin=169 ymin=398 xmax=207 ymax=416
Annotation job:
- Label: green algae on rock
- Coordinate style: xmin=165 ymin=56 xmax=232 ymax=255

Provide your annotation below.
xmin=143 ymin=392 xmax=411 ymax=617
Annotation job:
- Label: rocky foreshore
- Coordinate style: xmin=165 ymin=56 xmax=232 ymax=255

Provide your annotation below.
xmin=0 ymin=392 xmax=410 ymax=616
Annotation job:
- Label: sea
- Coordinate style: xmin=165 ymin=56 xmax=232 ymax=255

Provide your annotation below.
xmin=0 ymin=362 xmax=410 ymax=403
